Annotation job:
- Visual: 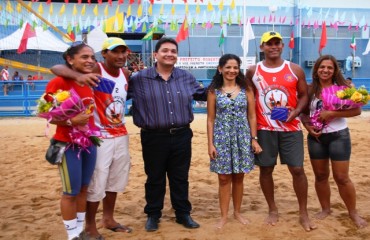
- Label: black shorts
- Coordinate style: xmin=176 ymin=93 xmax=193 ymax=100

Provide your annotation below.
xmin=307 ymin=128 xmax=351 ymax=161
xmin=255 ymin=130 xmax=304 ymax=167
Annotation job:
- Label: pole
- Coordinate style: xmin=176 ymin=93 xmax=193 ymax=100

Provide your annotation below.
xmin=187 ymin=36 xmax=191 ymax=57
xmin=16 ymin=0 xmax=75 ymax=42
xmin=352 ymin=49 xmax=355 ymax=78
xmin=242 ymin=0 xmax=247 ymax=74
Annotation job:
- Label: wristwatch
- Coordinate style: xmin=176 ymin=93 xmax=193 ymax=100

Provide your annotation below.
xmin=251 ymin=136 xmax=258 ymax=140
xmin=66 ymin=119 xmax=72 ymax=126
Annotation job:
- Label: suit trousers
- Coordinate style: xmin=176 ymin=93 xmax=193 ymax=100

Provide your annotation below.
xmin=140 ymin=127 xmax=193 ymax=219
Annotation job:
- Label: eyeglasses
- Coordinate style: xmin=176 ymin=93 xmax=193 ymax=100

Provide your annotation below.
xmin=269 ymin=32 xmax=277 ymax=36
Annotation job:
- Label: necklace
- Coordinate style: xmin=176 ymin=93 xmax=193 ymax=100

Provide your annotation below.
xmin=222 ymin=85 xmax=238 ymax=98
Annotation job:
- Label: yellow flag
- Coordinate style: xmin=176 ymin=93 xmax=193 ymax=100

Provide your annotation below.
xmin=185 ymin=4 xmax=189 ymax=14
xmin=219 ymin=0 xmax=224 ymax=11
xmin=196 ymin=3 xmax=200 ymax=14
xmin=159 ymin=4 xmax=164 ymax=15
xmin=148 ymin=4 xmax=153 ymax=16
xmin=93 ymin=5 xmax=98 ymax=16
xmin=137 ymin=4 xmax=143 ymax=17
xmin=230 ymin=0 xmax=235 ymax=10
xmin=115 ymin=5 xmax=120 ymax=15
xmin=49 ymin=3 xmax=53 ymax=15
xmin=16 ymin=3 xmax=22 ymax=13
xmin=207 ymin=1 xmax=214 ymax=12
xmin=59 ymin=4 xmax=65 ymax=15
xmin=6 ymin=1 xmax=13 ymax=13
xmin=171 ymin=5 xmax=175 ymax=15
xmin=127 ymin=5 xmax=131 ymax=17
xmin=38 ymin=3 xmax=44 ymax=14
xmin=104 ymin=5 xmax=108 ymax=16
xmin=72 ymin=4 xmax=77 ymax=16
xmin=27 ymin=2 xmax=32 ymax=12
xmin=81 ymin=5 xmax=86 ymax=16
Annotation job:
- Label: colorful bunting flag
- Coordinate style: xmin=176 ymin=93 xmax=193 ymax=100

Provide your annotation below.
xmin=218 ymin=28 xmax=225 ymax=47
xmin=319 ymin=21 xmax=327 ymax=54
xmin=289 ymin=31 xmax=294 ymax=49
xmin=362 ymin=38 xmax=370 ymax=55
xmin=142 ymin=29 xmax=154 ymax=40
xmin=350 ymin=33 xmax=356 ymax=50
xmin=176 ymin=17 xmax=189 ymax=43
xmin=17 ymin=23 xmax=36 ymax=54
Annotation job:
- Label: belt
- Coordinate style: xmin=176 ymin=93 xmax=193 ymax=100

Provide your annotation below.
xmin=141 ymin=124 xmax=190 ymax=134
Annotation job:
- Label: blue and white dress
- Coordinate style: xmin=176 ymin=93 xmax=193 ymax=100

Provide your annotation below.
xmin=210 ymin=89 xmax=255 ymax=174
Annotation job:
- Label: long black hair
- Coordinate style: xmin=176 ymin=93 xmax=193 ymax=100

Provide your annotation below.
xmin=311 ymin=54 xmax=349 ymax=97
xmin=208 ymin=54 xmax=247 ymax=91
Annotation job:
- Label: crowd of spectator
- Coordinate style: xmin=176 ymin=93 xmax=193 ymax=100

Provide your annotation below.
xmin=1 ymin=65 xmax=43 ymax=95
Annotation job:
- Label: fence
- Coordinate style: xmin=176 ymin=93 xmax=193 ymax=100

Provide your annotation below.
xmin=0 ymin=79 xmax=369 ymax=117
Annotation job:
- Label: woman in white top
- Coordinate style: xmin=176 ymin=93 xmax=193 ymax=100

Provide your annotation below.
xmin=300 ymin=55 xmax=367 ymax=228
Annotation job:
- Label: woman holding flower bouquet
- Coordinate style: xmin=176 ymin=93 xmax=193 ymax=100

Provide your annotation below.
xmin=300 ymin=55 xmax=367 ymax=228
xmin=43 ymin=43 xmax=98 ymax=239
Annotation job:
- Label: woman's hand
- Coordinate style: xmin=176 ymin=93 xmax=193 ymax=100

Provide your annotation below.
xmin=319 ymin=110 xmax=334 ymax=122
xmin=303 ymin=123 xmax=322 ymax=138
xmin=70 ymin=112 xmax=92 ymax=126
xmin=252 ymin=140 xmax=263 ymax=154
xmin=208 ymin=145 xmax=217 ymax=160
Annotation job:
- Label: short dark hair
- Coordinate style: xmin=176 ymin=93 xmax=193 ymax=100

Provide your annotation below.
xmin=155 ymin=37 xmax=178 ymax=52
xmin=346 ymin=77 xmax=352 ymax=81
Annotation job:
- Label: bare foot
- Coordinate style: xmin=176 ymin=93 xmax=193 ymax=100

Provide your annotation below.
xmin=349 ymin=212 xmax=368 ymax=228
xmin=215 ymin=218 xmax=227 ymax=229
xmin=314 ymin=209 xmax=332 ymax=220
xmin=299 ymin=215 xmax=317 ymax=232
xmin=233 ymin=212 xmax=250 ymax=225
xmin=265 ymin=211 xmax=279 ymax=226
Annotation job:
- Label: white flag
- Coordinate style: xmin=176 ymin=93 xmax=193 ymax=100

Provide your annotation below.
xmin=362 ymin=38 xmax=370 ymax=55
xmin=241 ymin=18 xmax=255 ymax=58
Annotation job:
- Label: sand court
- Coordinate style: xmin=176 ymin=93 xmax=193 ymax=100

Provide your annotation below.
xmin=1 ymin=113 xmax=370 ymax=239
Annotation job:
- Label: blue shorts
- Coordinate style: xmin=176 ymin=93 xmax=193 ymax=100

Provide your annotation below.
xmin=307 ymin=128 xmax=351 ymax=161
xmin=58 ymin=145 xmax=97 ymax=196
xmin=255 ymin=130 xmax=304 ymax=167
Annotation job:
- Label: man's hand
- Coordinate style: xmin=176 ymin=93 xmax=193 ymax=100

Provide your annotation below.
xmin=285 ymin=107 xmax=300 ymax=122
xmin=76 ymin=73 xmax=101 ymax=87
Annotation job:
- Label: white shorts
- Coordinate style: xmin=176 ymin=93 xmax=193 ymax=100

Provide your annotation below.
xmin=87 ymin=135 xmax=131 ymax=202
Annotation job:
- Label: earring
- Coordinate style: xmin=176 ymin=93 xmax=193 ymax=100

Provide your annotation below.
xmin=219 ymin=72 xmax=222 ymax=75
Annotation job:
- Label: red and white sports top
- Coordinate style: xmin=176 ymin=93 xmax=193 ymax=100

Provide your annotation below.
xmin=93 ymin=62 xmax=128 ymax=138
xmin=251 ymin=60 xmax=301 ymax=132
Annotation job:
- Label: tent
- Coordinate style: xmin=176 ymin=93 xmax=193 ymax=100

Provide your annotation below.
xmin=0 ymin=23 xmax=70 ymax=52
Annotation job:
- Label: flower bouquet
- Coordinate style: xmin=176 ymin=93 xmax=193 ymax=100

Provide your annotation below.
xmin=310 ymin=85 xmax=370 ymax=131
xmin=36 ymin=88 xmax=102 ymax=151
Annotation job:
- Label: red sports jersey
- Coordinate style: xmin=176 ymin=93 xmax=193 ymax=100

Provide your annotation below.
xmin=252 ymin=60 xmax=301 ymax=132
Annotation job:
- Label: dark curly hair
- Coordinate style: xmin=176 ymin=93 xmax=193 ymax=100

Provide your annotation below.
xmin=311 ymin=55 xmax=349 ymax=97
xmin=208 ymin=54 xmax=248 ymax=91
xmin=63 ymin=43 xmax=94 ymax=68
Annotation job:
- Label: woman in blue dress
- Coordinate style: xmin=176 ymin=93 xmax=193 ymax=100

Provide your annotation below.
xmin=207 ymin=54 xmax=262 ymax=229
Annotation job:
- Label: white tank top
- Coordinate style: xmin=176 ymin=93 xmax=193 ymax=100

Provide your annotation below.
xmin=309 ymin=96 xmax=347 ymax=133
xmin=93 ymin=62 xmax=128 ymax=138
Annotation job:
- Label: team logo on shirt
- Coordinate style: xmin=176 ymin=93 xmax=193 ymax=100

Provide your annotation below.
xmin=105 ymin=96 xmax=125 ymax=125
xmin=284 ymin=73 xmax=295 ymax=82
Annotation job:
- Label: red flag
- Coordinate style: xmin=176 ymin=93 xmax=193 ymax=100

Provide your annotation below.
xmin=17 ymin=23 xmax=36 ymax=54
xmin=289 ymin=31 xmax=294 ymax=49
xmin=175 ymin=17 xmax=189 ymax=43
xmin=319 ymin=21 xmax=327 ymax=54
